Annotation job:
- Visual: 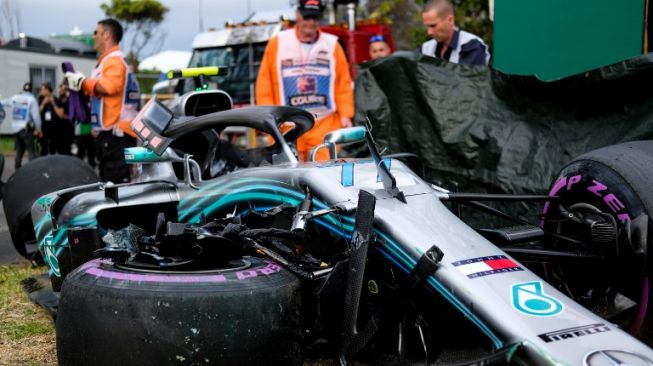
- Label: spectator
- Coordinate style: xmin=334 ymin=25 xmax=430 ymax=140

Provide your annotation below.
xmin=420 ymin=0 xmax=490 ymax=66
xmin=38 ymin=82 xmax=58 ymax=155
xmin=369 ymin=34 xmax=392 ymax=60
xmin=54 ymin=83 xmax=74 ymax=155
xmin=1 ymin=83 xmax=42 ymax=169
xmin=64 ymin=18 xmax=140 ymax=183
xmin=256 ymin=0 xmax=354 ymax=161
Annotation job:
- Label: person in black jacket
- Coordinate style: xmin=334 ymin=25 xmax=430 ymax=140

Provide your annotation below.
xmin=420 ymin=0 xmax=490 ymax=66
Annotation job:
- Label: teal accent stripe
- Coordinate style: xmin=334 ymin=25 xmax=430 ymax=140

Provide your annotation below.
xmin=189 ymin=190 xmax=302 ymax=223
xmin=34 ymin=215 xmax=51 ymax=238
xmin=178 ymin=178 xmax=290 ymax=221
xmin=341 ymin=163 xmax=354 ymax=187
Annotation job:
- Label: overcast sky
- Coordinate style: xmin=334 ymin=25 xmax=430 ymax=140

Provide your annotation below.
xmin=17 ymin=0 xmax=292 ymax=54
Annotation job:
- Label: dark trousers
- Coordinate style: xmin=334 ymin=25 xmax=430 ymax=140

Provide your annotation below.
xmin=41 ymin=121 xmax=73 ymax=156
xmin=96 ymin=131 xmax=135 ymax=183
xmin=15 ymin=128 xmax=35 ymax=169
xmin=39 ymin=122 xmax=57 ymax=156
xmin=55 ymin=121 xmax=74 ymax=155
xmin=76 ymin=134 xmax=96 ymax=167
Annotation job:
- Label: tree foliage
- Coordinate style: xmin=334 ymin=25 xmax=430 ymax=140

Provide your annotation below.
xmin=100 ymin=0 xmax=169 ymax=69
xmin=366 ymin=0 xmax=492 ymax=51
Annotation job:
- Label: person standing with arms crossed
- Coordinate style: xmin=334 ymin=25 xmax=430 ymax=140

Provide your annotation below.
xmin=64 ymin=18 xmax=140 ymax=182
xmin=420 ymin=0 xmax=490 ymax=66
xmin=256 ymin=0 xmax=354 ymax=161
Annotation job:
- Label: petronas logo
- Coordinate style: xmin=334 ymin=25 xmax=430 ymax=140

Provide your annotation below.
xmin=512 ymin=281 xmax=564 ymax=317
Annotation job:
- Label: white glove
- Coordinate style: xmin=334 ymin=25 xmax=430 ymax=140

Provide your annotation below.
xmin=64 ymin=71 xmax=86 ymax=92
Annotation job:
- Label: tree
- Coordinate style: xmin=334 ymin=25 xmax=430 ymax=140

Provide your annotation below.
xmin=365 ymin=0 xmax=492 ymax=51
xmin=100 ymin=0 xmax=169 ymax=70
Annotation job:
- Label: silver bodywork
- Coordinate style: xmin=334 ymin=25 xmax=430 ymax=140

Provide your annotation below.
xmin=31 ymin=155 xmax=653 ymax=364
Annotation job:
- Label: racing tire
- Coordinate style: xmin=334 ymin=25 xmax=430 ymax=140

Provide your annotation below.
xmin=2 ymin=155 xmax=98 ymax=258
xmin=56 ymin=256 xmax=302 ymax=366
xmin=543 ymin=140 xmax=653 ymax=336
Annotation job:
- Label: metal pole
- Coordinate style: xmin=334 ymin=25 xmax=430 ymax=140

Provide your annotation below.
xmin=199 ymin=0 xmax=204 ymax=32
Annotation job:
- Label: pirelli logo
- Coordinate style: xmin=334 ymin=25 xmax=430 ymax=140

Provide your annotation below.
xmin=538 ymin=323 xmax=610 ymax=343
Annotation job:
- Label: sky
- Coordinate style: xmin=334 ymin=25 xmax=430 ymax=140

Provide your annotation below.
xmin=17 ymin=0 xmax=293 ymax=54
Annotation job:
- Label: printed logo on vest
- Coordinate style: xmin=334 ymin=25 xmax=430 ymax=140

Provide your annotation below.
xmin=297 ymin=76 xmax=317 ymax=94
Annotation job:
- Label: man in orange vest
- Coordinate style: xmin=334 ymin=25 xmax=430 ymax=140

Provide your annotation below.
xmin=256 ymin=0 xmax=354 ymax=161
xmin=65 ymin=18 xmax=140 ymax=183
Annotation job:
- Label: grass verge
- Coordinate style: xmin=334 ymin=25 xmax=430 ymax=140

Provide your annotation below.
xmin=0 ymin=136 xmax=14 ymax=156
xmin=0 ymin=262 xmax=56 ymax=366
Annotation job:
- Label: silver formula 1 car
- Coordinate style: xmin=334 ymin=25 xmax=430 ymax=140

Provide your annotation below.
xmin=8 ymin=85 xmax=653 ymax=365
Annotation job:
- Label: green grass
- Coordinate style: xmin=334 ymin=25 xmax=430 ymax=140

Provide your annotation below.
xmin=0 ymin=262 xmax=56 ymax=365
xmin=0 ymin=135 xmax=14 ymax=156
xmin=0 ymin=319 xmax=52 ymax=339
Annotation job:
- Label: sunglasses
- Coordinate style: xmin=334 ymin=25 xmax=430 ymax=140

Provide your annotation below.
xmin=369 ymin=35 xmax=385 ymax=44
xmin=302 ymin=13 xmax=320 ymax=20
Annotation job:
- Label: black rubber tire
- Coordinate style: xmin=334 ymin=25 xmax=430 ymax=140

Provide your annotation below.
xmin=2 ymin=155 xmax=98 ymax=258
xmin=543 ymin=141 xmax=653 ymax=334
xmin=544 ymin=140 xmax=653 ymax=256
xmin=56 ymin=256 xmax=302 ymax=366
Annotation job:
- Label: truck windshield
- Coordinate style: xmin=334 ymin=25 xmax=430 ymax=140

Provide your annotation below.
xmin=187 ymin=43 xmax=266 ymax=105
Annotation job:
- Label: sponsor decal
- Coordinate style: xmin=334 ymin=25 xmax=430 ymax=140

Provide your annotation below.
xmin=42 ymin=235 xmax=61 ymax=277
xmin=511 ymin=281 xmax=564 ymax=317
xmin=297 ymin=76 xmax=317 ymax=94
xmin=583 ymin=350 xmax=653 ymax=366
xmin=85 ymin=261 xmax=282 ymax=283
xmin=542 ymin=175 xmax=631 ymax=227
xmin=289 ymin=94 xmax=327 ymax=107
xmin=452 ymin=255 xmax=523 ymax=278
xmin=538 ymin=323 xmax=610 ymax=343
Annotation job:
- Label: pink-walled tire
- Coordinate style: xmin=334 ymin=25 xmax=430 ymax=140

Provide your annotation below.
xmin=56 ymin=256 xmax=302 ymax=366
xmin=543 ymin=140 xmax=653 ymax=336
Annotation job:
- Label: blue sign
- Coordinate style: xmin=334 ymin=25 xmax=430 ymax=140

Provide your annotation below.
xmin=512 ymin=281 xmax=564 ymax=317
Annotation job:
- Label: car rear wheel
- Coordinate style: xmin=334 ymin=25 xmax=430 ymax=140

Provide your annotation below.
xmin=542 ymin=141 xmax=653 ymax=338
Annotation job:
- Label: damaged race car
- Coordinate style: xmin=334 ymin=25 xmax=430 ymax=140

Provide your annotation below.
xmin=6 ymin=76 xmax=653 ymax=365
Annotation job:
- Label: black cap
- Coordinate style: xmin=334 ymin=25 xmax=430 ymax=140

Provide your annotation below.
xmin=298 ymin=0 xmax=323 ymax=18
xmin=23 ymin=82 xmax=32 ymax=92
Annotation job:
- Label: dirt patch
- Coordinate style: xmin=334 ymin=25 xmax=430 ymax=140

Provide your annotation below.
xmin=0 ymin=334 xmax=56 ymax=366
